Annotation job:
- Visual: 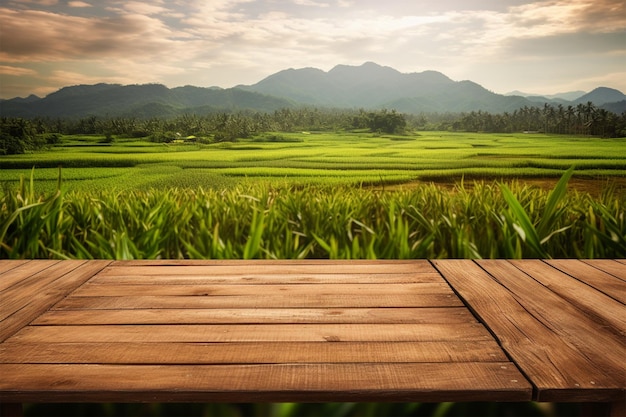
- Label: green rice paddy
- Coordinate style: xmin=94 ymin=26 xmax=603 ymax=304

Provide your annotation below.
xmin=1 ymin=131 xmax=624 ymax=194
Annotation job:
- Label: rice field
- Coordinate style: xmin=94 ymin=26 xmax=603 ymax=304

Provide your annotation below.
xmin=1 ymin=131 xmax=625 ymax=194
xmin=2 ymin=166 xmax=624 ymax=259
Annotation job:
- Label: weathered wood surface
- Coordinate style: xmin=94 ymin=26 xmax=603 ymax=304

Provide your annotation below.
xmin=0 ymin=260 xmax=111 ymax=342
xmin=0 ymin=259 xmax=624 ymax=408
xmin=432 ymin=259 xmax=625 ymax=404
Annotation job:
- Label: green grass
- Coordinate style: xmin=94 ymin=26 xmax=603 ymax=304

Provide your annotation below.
xmin=2 ymin=169 xmax=623 ymax=260
xmin=1 ymin=132 xmax=625 ymax=194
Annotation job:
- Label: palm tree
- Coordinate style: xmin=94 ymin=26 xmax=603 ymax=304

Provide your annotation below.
xmin=565 ymin=105 xmax=575 ymax=134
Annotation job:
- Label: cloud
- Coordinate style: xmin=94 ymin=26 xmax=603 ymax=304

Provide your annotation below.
xmin=0 ymin=7 xmax=185 ymax=62
xmin=503 ymin=32 xmax=626 ymax=58
xmin=505 ymin=0 xmax=626 ymax=37
xmin=68 ymin=1 xmax=91 ymax=7
xmin=11 ymin=0 xmax=58 ymax=5
xmin=575 ymin=0 xmax=626 ymax=32
xmin=292 ymin=0 xmax=331 ymax=7
xmin=48 ymin=68 xmax=128 ymax=86
xmin=1 ymin=0 xmax=624 ymax=98
xmin=0 ymin=65 xmax=38 ymax=76
xmin=121 ymin=1 xmax=169 ymax=15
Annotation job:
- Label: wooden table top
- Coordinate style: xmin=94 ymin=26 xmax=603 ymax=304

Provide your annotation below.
xmin=0 ymin=259 xmax=623 ymax=405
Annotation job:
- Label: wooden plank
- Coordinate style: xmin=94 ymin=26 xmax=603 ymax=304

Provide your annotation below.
xmin=581 ymin=260 xmax=626 ymax=281
xmin=53 ymin=293 xmax=463 ymax=309
xmin=509 ymin=260 xmax=625 ymax=336
xmin=479 ymin=260 xmax=625 ymax=377
xmin=433 ymin=259 xmax=623 ymax=402
xmin=0 ymin=340 xmax=509 ymax=364
xmin=0 ymin=260 xmax=59 ymax=292
xmin=32 ymin=307 xmax=477 ymax=325
xmin=109 ymin=259 xmax=431 ymax=267
xmin=88 ymin=272 xmax=443 ymax=285
xmin=0 ymin=260 xmax=86 ymax=320
xmin=70 ymin=282 xmax=454 ymax=297
xmin=99 ymin=262 xmax=430 ymax=277
xmin=0 ymin=362 xmax=531 ymax=403
xmin=547 ymin=259 xmax=625 ymax=302
xmin=0 ymin=261 xmax=110 ymax=343
xmin=10 ymin=323 xmax=493 ymax=343
xmin=0 ymin=260 xmax=30 ymax=275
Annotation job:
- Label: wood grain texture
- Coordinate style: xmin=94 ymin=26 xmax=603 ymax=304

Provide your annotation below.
xmin=0 ymin=261 xmax=111 ymax=342
xmin=52 ymin=293 xmax=463 ymax=309
xmin=108 ymin=259 xmax=433 ymax=267
xmin=88 ymin=272 xmax=443 ymax=285
xmin=10 ymin=323 xmax=493 ymax=343
xmin=0 ymin=363 xmax=531 ymax=403
xmin=509 ymin=260 xmax=625 ymax=336
xmin=434 ymin=259 xmax=624 ymax=402
xmin=546 ymin=259 xmax=626 ymax=302
xmin=0 ymin=260 xmax=59 ymax=292
xmin=0 ymin=260 xmax=30 ymax=276
xmin=1 ymin=261 xmax=85 ymax=320
xmin=1 ymin=259 xmax=622 ymax=406
xmin=101 ymin=261 xmax=431 ymax=276
xmin=580 ymin=259 xmax=626 ymax=280
xmin=32 ymin=307 xmax=477 ymax=325
xmin=0 ymin=340 xmax=509 ymax=364
xmin=69 ymin=282 xmax=454 ymax=297
xmin=479 ymin=260 xmax=624 ymax=377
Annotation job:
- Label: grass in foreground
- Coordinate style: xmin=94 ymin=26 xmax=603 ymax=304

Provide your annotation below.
xmin=2 ymin=168 xmax=624 ymax=259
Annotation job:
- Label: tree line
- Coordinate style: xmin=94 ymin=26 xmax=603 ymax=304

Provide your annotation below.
xmin=445 ymin=102 xmax=625 ymax=136
xmin=1 ymin=103 xmax=624 ymax=154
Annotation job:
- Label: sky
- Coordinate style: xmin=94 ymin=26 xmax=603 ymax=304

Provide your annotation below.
xmin=1 ymin=0 xmax=625 ymax=99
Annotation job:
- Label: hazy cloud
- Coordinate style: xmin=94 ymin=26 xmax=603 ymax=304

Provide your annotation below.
xmin=1 ymin=0 xmax=624 ymax=98
xmin=68 ymin=1 xmax=92 ymax=7
xmin=292 ymin=0 xmax=331 ymax=7
xmin=12 ymin=0 xmax=59 ymax=5
xmin=120 ymin=1 xmax=170 ymax=16
xmin=0 ymin=7 xmax=183 ymax=62
xmin=0 ymin=65 xmax=38 ymax=76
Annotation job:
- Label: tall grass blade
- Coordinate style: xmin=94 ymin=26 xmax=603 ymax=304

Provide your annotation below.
xmin=2 ymin=170 xmax=623 ymax=259
xmin=500 ymin=184 xmax=547 ymax=258
xmin=537 ymin=166 xmax=574 ymax=238
xmin=243 ymin=208 xmax=265 ymax=259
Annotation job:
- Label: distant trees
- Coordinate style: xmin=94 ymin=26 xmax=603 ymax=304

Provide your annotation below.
xmin=1 ymin=103 xmax=624 ymax=151
xmin=0 ymin=117 xmax=59 ymax=155
xmin=360 ymin=109 xmax=407 ymax=134
xmin=349 ymin=109 xmax=407 ymax=134
xmin=451 ymin=102 xmax=626 ymax=137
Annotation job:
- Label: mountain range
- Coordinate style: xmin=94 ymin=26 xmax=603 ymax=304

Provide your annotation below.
xmin=2 ymin=62 xmax=625 ymax=118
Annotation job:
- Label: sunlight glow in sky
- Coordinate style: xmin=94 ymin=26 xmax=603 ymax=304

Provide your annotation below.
xmin=1 ymin=0 xmax=625 ymax=99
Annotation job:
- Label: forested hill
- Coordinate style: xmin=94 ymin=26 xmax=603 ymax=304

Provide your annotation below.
xmin=239 ymin=62 xmax=534 ymax=113
xmin=0 ymin=84 xmax=294 ymax=118
xmin=240 ymin=63 xmax=626 ymax=113
xmin=1 ymin=62 xmax=625 ymax=118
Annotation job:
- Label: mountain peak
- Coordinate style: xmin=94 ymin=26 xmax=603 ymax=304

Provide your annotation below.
xmin=247 ymin=63 xmax=455 ymax=106
xmin=575 ymin=87 xmax=626 ymax=105
xmin=415 ymin=70 xmax=452 ymax=83
xmin=6 ymin=94 xmax=41 ymax=103
xmin=3 ymin=64 xmax=625 ymax=117
xmin=328 ymin=62 xmax=400 ymax=77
